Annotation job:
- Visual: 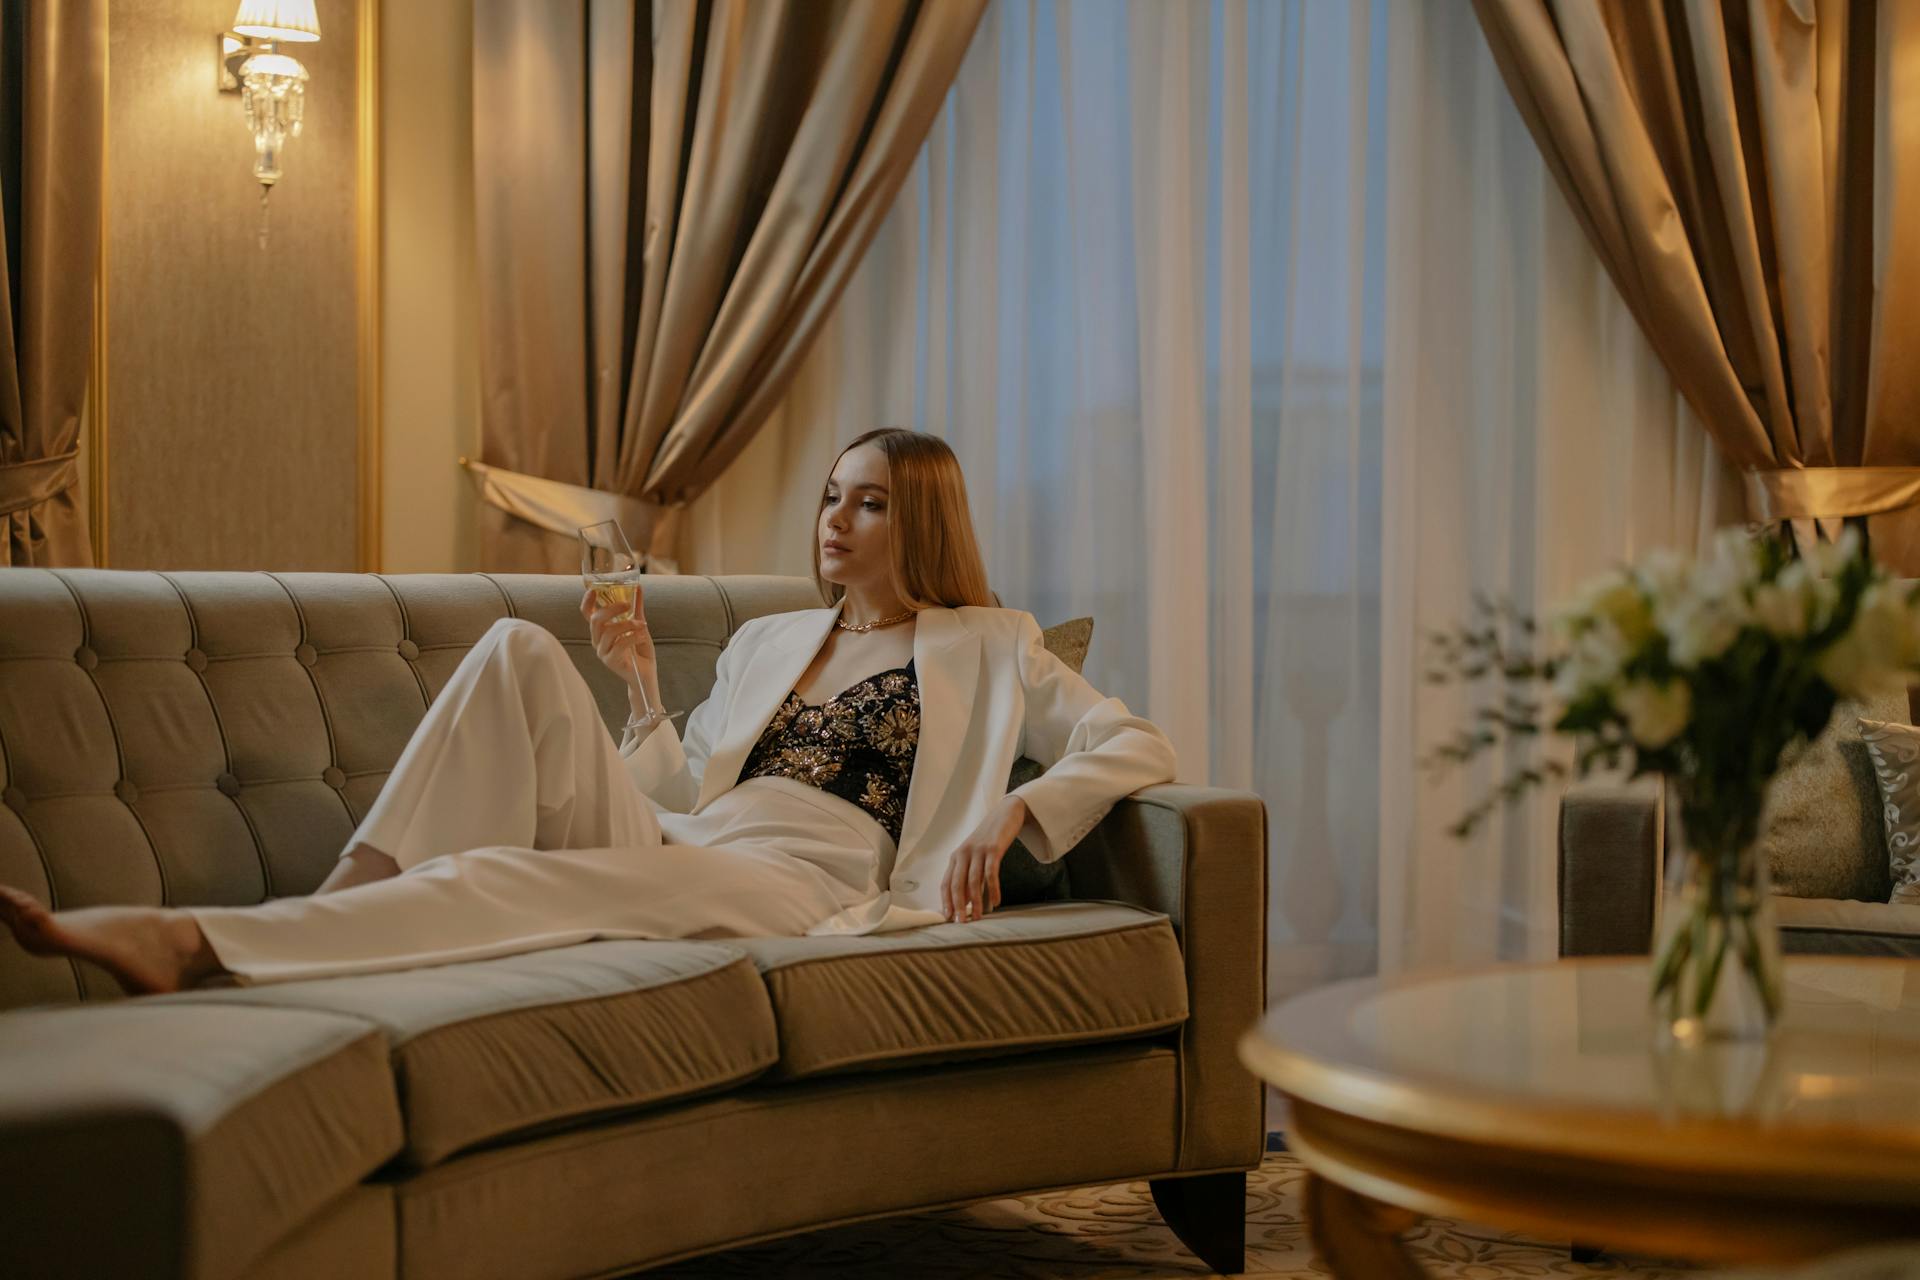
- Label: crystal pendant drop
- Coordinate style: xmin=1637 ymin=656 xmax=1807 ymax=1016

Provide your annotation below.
xmin=239 ymin=51 xmax=308 ymax=188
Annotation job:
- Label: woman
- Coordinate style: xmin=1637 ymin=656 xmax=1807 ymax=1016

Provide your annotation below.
xmin=0 ymin=430 xmax=1178 ymax=994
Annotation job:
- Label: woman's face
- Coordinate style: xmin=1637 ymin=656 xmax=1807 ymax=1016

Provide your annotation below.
xmin=818 ymin=444 xmax=892 ymax=590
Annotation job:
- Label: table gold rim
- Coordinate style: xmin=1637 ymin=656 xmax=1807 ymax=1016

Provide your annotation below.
xmin=1242 ymin=956 xmax=1920 ymax=1178
xmin=1284 ymin=1100 xmax=1920 ymax=1265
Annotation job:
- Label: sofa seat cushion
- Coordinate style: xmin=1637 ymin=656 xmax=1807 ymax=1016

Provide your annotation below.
xmin=0 ymin=1003 xmax=401 ymax=1280
xmin=1776 ymin=894 xmax=1920 ymax=958
xmin=160 ymin=940 xmax=777 ymax=1167
xmin=733 ymin=901 xmax=1188 ymax=1081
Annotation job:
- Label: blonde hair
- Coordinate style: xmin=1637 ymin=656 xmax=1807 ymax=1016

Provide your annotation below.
xmin=812 ymin=428 xmax=995 ymax=610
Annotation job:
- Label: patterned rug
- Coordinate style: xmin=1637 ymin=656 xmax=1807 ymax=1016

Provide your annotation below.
xmin=647 ymin=1148 xmax=1696 ymax=1278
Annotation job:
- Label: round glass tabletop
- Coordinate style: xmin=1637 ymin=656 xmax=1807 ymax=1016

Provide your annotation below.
xmin=1242 ymin=957 xmax=1920 ymax=1179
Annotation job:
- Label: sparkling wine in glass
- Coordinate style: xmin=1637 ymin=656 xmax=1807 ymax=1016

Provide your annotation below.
xmin=578 ymin=520 xmax=672 ymax=737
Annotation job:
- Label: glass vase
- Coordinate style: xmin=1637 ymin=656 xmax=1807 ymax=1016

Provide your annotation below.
xmin=1649 ymin=787 xmax=1785 ymax=1045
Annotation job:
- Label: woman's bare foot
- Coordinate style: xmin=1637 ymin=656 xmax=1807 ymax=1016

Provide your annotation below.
xmin=0 ymin=886 xmax=224 ymax=995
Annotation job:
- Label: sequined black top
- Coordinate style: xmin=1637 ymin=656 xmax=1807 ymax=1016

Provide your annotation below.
xmin=738 ymin=660 xmax=920 ymax=842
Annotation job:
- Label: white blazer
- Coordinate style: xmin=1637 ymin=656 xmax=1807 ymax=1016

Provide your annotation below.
xmin=620 ymin=598 xmax=1179 ymax=935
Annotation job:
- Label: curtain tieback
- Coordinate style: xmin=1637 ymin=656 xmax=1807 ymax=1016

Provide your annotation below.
xmin=0 ymin=450 xmax=81 ymax=517
xmin=459 ymin=458 xmax=685 ymax=573
xmin=1744 ymin=467 xmax=1920 ymax=522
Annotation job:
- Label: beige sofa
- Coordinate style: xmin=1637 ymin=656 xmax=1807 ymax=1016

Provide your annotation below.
xmin=0 ymin=570 xmax=1268 ymax=1280
xmin=1559 ymin=778 xmax=1920 ymax=959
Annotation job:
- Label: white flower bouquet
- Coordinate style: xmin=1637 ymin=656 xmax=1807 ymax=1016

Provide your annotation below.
xmin=1427 ymin=528 xmax=1920 ymax=1039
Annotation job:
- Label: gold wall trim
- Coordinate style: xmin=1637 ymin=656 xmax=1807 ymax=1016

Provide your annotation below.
xmin=357 ymin=0 xmax=383 ymax=571
xmin=88 ymin=31 xmax=109 ymax=567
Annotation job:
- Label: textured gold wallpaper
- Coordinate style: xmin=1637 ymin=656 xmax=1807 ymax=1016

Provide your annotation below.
xmin=106 ymin=0 xmax=361 ymax=570
xmin=380 ymin=0 xmax=480 ymax=573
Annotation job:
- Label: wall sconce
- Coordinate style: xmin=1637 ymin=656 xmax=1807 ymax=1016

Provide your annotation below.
xmin=217 ymin=1 xmax=321 ymax=191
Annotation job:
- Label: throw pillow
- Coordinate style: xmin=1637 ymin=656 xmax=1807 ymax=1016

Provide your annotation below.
xmin=1759 ymin=689 xmax=1906 ymax=903
xmin=1858 ymin=717 xmax=1920 ymax=906
xmin=1039 ymin=616 xmax=1093 ymax=675
xmin=996 ymin=616 xmax=1095 ymax=906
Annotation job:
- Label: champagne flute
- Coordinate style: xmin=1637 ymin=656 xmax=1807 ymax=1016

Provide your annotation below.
xmin=579 ymin=520 xmax=673 ymax=737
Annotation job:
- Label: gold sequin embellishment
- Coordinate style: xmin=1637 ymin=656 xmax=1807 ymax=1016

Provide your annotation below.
xmin=739 ymin=659 xmax=921 ymax=842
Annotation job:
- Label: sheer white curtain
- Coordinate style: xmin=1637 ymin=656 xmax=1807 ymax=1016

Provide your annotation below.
xmin=684 ymin=0 xmax=1736 ymax=1001
xmin=1377 ymin=1 xmax=1739 ymax=973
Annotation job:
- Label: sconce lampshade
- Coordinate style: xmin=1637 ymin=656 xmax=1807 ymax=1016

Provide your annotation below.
xmin=232 ymin=0 xmax=321 ymax=43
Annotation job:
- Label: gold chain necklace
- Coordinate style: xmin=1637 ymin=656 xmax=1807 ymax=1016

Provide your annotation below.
xmin=836 ymin=607 xmax=916 ymax=633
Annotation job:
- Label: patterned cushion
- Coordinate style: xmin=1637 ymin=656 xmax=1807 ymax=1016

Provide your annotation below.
xmin=1759 ymin=691 xmax=1905 ymax=903
xmin=999 ymin=616 xmax=1096 ymax=905
xmin=1859 ymin=718 xmax=1920 ymax=906
xmin=1039 ymin=615 xmax=1093 ymax=674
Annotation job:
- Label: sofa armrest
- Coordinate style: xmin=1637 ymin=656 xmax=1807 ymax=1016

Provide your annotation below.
xmin=0 ymin=1102 xmax=188 ymax=1280
xmin=0 ymin=1003 xmax=401 ymax=1280
xmin=1558 ymin=782 xmax=1662 ymax=957
xmin=1066 ymin=784 xmax=1267 ymax=1172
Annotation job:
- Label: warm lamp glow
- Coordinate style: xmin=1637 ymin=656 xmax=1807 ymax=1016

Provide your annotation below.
xmin=218 ymin=0 xmax=320 ymax=221
xmin=240 ymin=52 xmax=306 ymax=81
xmin=231 ymin=0 xmax=321 ymax=43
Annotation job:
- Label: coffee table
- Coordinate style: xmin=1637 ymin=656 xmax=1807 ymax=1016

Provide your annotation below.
xmin=1239 ymin=958 xmax=1920 ymax=1278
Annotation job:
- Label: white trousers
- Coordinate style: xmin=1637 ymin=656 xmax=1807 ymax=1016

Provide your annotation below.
xmin=189 ymin=619 xmax=888 ymax=985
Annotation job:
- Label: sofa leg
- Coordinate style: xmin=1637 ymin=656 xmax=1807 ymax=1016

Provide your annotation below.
xmin=1150 ymin=1172 xmax=1246 ymax=1275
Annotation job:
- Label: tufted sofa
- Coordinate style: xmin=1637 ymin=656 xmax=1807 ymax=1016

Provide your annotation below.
xmin=0 ymin=570 xmax=1268 ymax=1280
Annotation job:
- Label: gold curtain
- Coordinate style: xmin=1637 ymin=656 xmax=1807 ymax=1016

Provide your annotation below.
xmin=1472 ymin=0 xmax=1920 ymax=566
xmin=0 ymin=0 xmax=103 ymax=568
xmin=471 ymin=0 xmax=987 ymax=572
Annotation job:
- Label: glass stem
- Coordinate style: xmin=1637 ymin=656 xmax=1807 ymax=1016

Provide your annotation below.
xmin=629 ymin=650 xmax=652 ymax=720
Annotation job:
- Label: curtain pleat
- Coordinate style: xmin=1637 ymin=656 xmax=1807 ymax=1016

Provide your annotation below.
xmin=470 ymin=0 xmax=987 ymax=572
xmin=1473 ymin=0 xmax=1920 ymax=564
xmin=0 ymin=0 xmax=103 ymax=568
xmin=471 ymin=1 xmax=593 ymax=572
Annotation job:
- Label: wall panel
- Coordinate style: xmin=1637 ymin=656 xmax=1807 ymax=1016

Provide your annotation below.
xmin=380 ymin=0 xmax=478 ymax=573
xmin=105 ymin=0 xmax=363 ymax=569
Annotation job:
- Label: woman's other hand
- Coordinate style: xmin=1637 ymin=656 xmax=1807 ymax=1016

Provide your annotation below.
xmin=580 ymin=584 xmax=659 ymax=695
xmin=941 ymin=796 xmax=1029 ymax=923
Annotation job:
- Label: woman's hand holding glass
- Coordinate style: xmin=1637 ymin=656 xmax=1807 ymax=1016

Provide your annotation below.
xmin=578 ymin=519 xmax=679 ymax=737
xmin=580 ymin=583 xmax=660 ymax=698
